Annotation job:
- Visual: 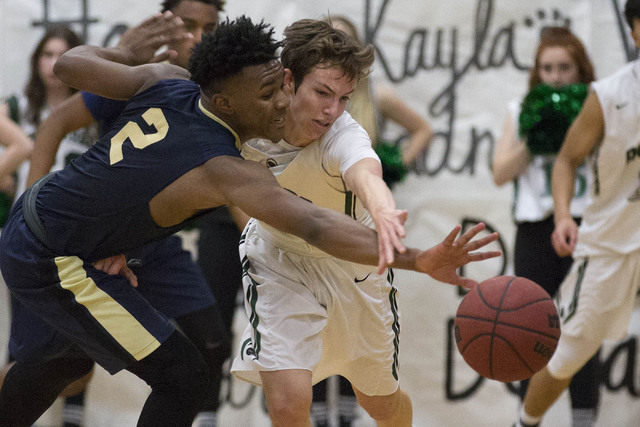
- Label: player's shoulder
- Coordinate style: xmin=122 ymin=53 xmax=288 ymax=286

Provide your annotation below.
xmin=136 ymin=63 xmax=191 ymax=95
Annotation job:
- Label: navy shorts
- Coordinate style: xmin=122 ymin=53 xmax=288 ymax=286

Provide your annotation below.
xmin=0 ymin=203 xmax=214 ymax=374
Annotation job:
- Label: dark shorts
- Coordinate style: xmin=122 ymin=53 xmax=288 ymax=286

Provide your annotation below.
xmin=0 ymin=202 xmax=214 ymax=374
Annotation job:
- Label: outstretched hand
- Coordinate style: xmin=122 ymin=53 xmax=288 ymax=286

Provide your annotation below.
xmin=416 ymin=223 xmax=501 ymax=289
xmin=92 ymin=254 xmax=138 ymax=288
xmin=118 ymin=11 xmax=192 ymax=65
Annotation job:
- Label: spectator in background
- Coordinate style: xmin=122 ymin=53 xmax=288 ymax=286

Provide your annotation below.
xmin=492 ymin=26 xmax=601 ymax=427
xmin=310 ymin=15 xmax=433 ymax=427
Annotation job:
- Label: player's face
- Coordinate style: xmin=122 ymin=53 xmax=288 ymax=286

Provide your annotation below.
xmin=227 ymin=59 xmax=289 ymax=142
xmin=169 ymin=0 xmax=219 ymax=69
xmin=38 ymin=37 xmax=70 ymax=90
xmin=537 ymin=46 xmax=580 ymax=88
xmin=285 ymin=65 xmax=356 ymax=146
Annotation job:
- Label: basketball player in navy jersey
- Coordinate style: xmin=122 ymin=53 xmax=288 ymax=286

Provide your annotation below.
xmin=0 ymin=14 xmax=500 ymax=427
xmin=19 ymin=5 xmax=229 ymax=426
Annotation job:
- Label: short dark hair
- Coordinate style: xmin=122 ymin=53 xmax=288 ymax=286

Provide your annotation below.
xmin=281 ymin=19 xmax=374 ymax=92
xmin=160 ymin=0 xmax=225 ymax=13
xmin=188 ymin=16 xmax=280 ymax=95
xmin=625 ymin=0 xmax=640 ymax=28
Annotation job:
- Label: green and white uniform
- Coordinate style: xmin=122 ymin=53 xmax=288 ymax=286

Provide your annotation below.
xmin=231 ymin=112 xmax=401 ymax=396
xmin=550 ymin=61 xmax=640 ymax=378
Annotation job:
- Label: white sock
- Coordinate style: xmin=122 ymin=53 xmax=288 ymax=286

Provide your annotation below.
xmin=310 ymin=401 xmax=329 ymax=424
xmin=572 ymin=408 xmax=597 ymax=427
xmin=517 ymin=406 xmax=542 ymax=427
xmin=193 ymin=411 xmax=217 ymax=427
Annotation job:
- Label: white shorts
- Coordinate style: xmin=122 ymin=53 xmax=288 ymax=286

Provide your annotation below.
xmin=548 ymin=251 xmax=640 ymax=378
xmin=230 ymin=220 xmax=401 ymax=396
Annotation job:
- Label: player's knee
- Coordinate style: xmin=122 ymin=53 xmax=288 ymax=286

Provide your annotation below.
xmin=547 ymin=334 xmax=601 ymax=380
xmin=266 ymin=386 xmax=312 ymax=425
xmin=358 ymin=389 xmax=406 ymax=421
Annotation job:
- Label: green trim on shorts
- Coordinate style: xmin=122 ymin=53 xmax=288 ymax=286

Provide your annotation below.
xmin=387 ymin=268 xmax=400 ymax=380
xmin=562 ymin=257 xmax=589 ymax=323
xmin=241 ymin=254 xmax=261 ymax=358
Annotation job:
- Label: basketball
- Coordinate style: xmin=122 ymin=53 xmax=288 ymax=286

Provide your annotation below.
xmin=453 ymin=275 xmax=561 ymax=382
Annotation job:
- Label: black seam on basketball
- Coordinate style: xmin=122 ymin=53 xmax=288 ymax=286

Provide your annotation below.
xmin=460 ymin=333 xmax=535 ymax=379
xmin=456 ymin=315 xmax=559 ymax=340
xmin=486 ymin=277 xmax=514 ymax=372
xmin=490 ymin=335 xmax=535 ymax=377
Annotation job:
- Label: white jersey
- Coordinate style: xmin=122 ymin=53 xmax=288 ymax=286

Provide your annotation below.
xmin=241 ymin=111 xmax=379 ymax=254
xmin=508 ymin=99 xmax=590 ymax=222
xmin=574 ymin=60 xmax=640 ymax=256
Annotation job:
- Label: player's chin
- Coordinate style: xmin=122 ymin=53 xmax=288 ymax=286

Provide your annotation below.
xmin=265 ymin=121 xmax=285 ymax=141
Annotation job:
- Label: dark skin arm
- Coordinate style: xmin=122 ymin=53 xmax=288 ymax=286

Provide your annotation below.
xmin=55 ymin=15 xmax=500 ymax=287
xmin=206 ymin=156 xmax=500 ymax=286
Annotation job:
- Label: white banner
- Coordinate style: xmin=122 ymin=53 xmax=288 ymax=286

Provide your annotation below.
xmin=1 ymin=1 xmax=639 ymax=426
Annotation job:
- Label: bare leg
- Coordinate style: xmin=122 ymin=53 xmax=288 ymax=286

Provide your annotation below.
xmin=260 ymin=369 xmax=313 ymax=427
xmin=523 ymin=367 xmax=572 ymax=418
xmin=353 ymin=386 xmax=412 ymax=427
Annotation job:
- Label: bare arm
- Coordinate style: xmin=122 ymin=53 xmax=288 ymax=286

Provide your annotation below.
xmin=54 ymin=13 xmax=189 ymax=100
xmin=376 ymin=83 xmax=431 ymax=165
xmin=343 ymin=157 xmax=407 ymax=261
xmin=492 ymin=113 xmax=531 ymax=186
xmin=0 ymin=110 xmax=33 ymax=188
xmin=211 ymin=157 xmax=500 ymax=282
xmin=27 ymin=93 xmax=95 ymax=186
xmin=31 ymin=12 xmax=194 ymax=187
xmin=551 ymin=90 xmax=603 ymax=256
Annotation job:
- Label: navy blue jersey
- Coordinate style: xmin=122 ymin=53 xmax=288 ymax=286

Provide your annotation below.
xmin=34 ymin=79 xmax=241 ymax=261
xmin=82 ymin=91 xmax=127 ymax=133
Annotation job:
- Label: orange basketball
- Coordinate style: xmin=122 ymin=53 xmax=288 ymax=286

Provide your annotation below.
xmin=454 ymin=275 xmax=561 ymax=382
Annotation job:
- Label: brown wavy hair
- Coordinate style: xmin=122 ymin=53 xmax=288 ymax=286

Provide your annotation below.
xmin=281 ymin=19 xmax=374 ymax=92
xmin=25 ymin=25 xmax=82 ymax=126
xmin=528 ymin=26 xmax=595 ymax=89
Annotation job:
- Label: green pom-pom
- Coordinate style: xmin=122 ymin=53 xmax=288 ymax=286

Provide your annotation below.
xmin=374 ymin=140 xmax=407 ymax=189
xmin=0 ymin=191 xmax=13 ymax=228
xmin=518 ymin=83 xmax=588 ymax=155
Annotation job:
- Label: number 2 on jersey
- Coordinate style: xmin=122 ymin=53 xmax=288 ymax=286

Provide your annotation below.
xmin=109 ymin=108 xmax=168 ymax=165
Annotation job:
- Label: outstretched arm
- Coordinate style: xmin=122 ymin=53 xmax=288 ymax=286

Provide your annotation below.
xmin=54 ymin=12 xmax=190 ymax=100
xmin=343 ymin=157 xmax=407 ymax=263
xmin=408 ymin=223 xmax=500 ymax=289
xmin=213 ymin=156 xmax=500 ymax=274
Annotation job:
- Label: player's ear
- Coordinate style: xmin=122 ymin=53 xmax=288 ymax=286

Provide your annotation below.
xmin=283 ymin=68 xmax=294 ymax=91
xmin=211 ymin=93 xmax=234 ymax=114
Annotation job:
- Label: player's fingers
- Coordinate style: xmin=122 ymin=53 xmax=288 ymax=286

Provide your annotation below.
xmin=456 ymin=222 xmax=486 ymax=246
xmin=92 ymin=259 xmax=104 ymax=271
xmin=464 ymin=232 xmax=499 ymax=251
xmin=466 ymin=250 xmax=502 ymax=262
xmin=459 ymin=278 xmax=478 ymax=290
xmin=150 ymin=51 xmax=173 ymax=63
xmin=444 ymin=224 xmax=462 ymax=246
xmin=121 ymin=266 xmax=139 ymax=288
xmin=107 ymin=256 xmax=125 ymax=275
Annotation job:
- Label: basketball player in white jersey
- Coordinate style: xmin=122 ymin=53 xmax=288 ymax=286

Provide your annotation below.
xmin=514 ymin=1 xmax=640 ymax=426
xmin=230 ymin=19 xmax=499 ymax=427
